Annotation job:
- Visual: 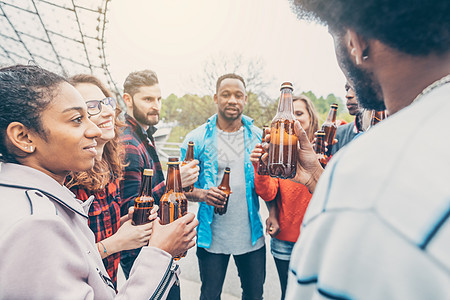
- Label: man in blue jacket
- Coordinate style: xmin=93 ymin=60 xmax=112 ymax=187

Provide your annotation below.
xmin=181 ymin=73 xmax=265 ymax=300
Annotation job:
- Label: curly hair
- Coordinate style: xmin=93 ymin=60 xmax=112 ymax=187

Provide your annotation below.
xmin=290 ymin=0 xmax=450 ymax=56
xmin=123 ymin=70 xmax=159 ymax=97
xmin=294 ymin=94 xmax=319 ymax=141
xmin=65 ymin=74 xmax=125 ymax=192
xmin=0 ymin=65 xmax=66 ymax=163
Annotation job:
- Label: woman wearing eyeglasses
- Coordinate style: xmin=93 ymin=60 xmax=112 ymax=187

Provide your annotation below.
xmin=0 ymin=65 xmax=198 ymax=298
xmin=65 ymin=74 xmax=153 ymax=289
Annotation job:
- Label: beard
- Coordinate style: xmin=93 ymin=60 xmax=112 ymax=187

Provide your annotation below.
xmin=132 ymin=100 xmax=159 ymax=126
xmin=336 ymin=41 xmax=386 ymax=111
xmin=218 ymin=106 xmax=242 ymax=122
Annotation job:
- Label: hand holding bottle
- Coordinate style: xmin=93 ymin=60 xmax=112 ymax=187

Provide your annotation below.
xmin=292 ymin=121 xmax=324 ymax=193
xmin=250 ymin=144 xmax=264 ymax=166
xmin=148 ymin=212 xmax=198 ymax=257
xmin=202 ymin=187 xmax=227 ymax=208
xmin=180 ymin=159 xmax=200 ymax=189
xmin=262 ymin=120 xmax=323 ymax=193
xmin=97 ymin=206 xmax=158 ymax=257
xmin=113 ymin=219 xmax=153 ymax=251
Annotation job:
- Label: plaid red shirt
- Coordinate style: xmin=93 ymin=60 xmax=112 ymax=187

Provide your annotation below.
xmin=119 ymin=114 xmax=166 ymax=276
xmin=120 ymin=114 xmax=165 ymax=212
xmin=70 ymin=178 xmax=121 ymax=289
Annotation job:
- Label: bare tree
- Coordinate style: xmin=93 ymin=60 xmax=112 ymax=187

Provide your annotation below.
xmin=187 ymin=53 xmax=274 ymax=97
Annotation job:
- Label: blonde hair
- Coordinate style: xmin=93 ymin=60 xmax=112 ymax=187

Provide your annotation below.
xmin=293 ymin=94 xmax=319 ymax=141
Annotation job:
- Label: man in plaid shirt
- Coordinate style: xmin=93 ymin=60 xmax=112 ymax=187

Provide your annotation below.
xmin=119 ymin=70 xmax=199 ymax=298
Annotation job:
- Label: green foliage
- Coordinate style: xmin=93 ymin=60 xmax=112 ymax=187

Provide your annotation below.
xmin=166 ymin=126 xmax=190 ymax=143
xmin=243 ymin=92 xmax=275 ymax=127
xmin=160 ymin=93 xmax=182 ymax=121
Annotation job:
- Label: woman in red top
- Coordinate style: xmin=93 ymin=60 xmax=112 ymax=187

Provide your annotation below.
xmin=251 ymin=95 xmax=319 ymax=300
xmin=66 ymin=75 xmax=153 ymax=289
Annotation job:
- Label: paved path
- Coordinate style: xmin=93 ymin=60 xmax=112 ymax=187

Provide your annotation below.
xmin=118 ymin=200 xmax=282 ymax=299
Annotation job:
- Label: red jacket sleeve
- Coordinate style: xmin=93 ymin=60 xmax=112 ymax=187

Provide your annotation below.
xmin=253 ymin=164 xmax=280 ymax=201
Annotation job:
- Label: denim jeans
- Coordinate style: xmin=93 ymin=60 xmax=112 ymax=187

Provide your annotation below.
xmin=197 ymin=245 xmax=266 ymax=300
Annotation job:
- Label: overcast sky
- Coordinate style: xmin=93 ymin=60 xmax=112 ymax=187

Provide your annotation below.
xmin=105 ymin=0 xmax=346 ymax=100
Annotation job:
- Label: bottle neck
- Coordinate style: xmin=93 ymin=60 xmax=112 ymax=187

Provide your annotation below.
xmin=314 ymin=137 xmax=326 ymax=155
xmin=261 ymin=126 xmax=268 ymax=139
xmin=139 ymin=175 xmax=153 ymax=197
xmin=326 ymin=108 xmax=337 ymax=122
xmin=184 ymin=145 xmax=194 ymax=162
xmin=277 ymin=88 xmax=294 ymax=114
xmin=166 ymin=165 xmax=183 ymax=192
xmin=219 ymin=172 xmax=230 ymax=189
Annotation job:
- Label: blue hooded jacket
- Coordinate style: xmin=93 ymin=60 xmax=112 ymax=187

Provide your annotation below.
xmin=181 ymin=114 xmax=264 ymax=248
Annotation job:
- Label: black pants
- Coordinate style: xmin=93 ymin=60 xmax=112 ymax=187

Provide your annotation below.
xmin=197 ymin=246 xmax=266 ymax=300
xmin=273 ymin=257 xmax=290 ymax=300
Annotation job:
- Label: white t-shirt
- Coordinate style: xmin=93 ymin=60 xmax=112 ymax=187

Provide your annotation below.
xmin=208 ymin=127 xmax=265 ymax=255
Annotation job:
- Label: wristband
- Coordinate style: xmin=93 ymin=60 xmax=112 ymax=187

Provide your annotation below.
xmin=98 ymin=241 xmax=107 ymax=255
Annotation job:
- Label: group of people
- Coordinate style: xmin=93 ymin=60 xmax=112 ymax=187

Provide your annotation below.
xmin=0 ymin=0 xmax=449 ymax=299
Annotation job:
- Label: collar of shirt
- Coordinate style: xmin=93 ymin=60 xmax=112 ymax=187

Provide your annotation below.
xmin=125 ymin=114 xmax=158 ymax=145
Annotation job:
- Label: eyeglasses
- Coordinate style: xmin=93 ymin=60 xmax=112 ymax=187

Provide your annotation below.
xmin=86 ymin=97 xmax=117 ymax=116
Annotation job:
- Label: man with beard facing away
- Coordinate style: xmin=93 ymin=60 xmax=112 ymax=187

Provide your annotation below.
xmin=181 ymin=73 xmax=266 ymax=300
xmin=283 ymin=0 xmax=450 ymax=299
xmin=119 ymin=70 xmax=199 ymax=299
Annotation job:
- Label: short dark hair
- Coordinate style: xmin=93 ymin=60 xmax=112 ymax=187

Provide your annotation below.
xmin=216 ymin=73 xmax=246 ymax=93
xmin=123 ymin=70 xmax=159 ymax=97
xmin=290 ymin=0 xmax=450 ymax=56
xmin=0 ymin=65 xmax=66 ymax=163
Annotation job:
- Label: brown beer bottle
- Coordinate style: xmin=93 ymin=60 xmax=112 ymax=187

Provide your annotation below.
xmin=321 ymin=103 xmax=338 ymax=155
xmin=182 ymin=141 xmax=195 ymax=192
xmin=257 ymin=126 xmax=269 ymax=175
xmin=314 ymin=130 xmax=328 ymax=168
xmin=132 ymin=169 xmax=154 ymax=225
xmin=159 ymin=157 xmax=188 ymax=259
xmin=214 ymin=167 xmax=231 ymax=215
xmin=268 ymin=82 xmax=298 ymax=179
xmin=370 ymin=110 xmax=387 ymax=127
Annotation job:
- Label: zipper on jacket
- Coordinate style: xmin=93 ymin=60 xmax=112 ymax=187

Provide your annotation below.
xmin=150 ymin=258 xmax=178 ymax=300
xmin=96 ymin=267 xmax=115 ymax=291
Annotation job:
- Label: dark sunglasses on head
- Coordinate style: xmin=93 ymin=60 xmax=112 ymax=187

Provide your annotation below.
xmin=86 ymin=97 xmax=117 ymax=116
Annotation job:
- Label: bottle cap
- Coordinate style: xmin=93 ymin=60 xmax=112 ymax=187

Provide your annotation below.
xmin=188 ymin=141 xmax=194 ymax=146
xmin=224 ymin=167 xmax=230 ymax=172
xmin=143 ymin=169 xmax=153 ymax=176
xmin=167 ymin=157 xmax=180 ymax=165
xmin=331 ymin=103 xmax=338 ymax=108
xmin=280 ymin=82 xmax=293 ymax=91
xmin=316 ymin=130 xmax=325 ymax=136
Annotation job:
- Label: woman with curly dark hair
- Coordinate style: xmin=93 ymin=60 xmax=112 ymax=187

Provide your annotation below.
xmin=0 ymin=65 xmax=198 ymax=299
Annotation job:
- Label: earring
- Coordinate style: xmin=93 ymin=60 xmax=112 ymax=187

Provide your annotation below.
xmin=30 ymin=146 xmax=33 ymax=152
xmin=363 ymin=56 xmax=369 ymax=61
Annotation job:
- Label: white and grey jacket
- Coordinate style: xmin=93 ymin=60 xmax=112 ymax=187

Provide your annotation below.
xmin=0 ymin=163 xmax=179 ymax=299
